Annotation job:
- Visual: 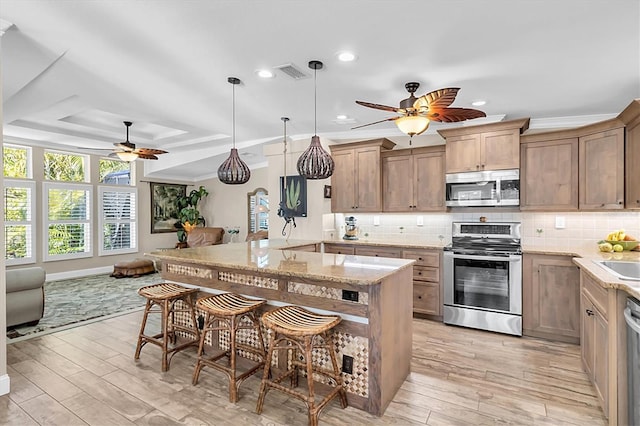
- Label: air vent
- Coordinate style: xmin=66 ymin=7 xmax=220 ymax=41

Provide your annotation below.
xmin=274 ymin=63 xmax=309 ymax=80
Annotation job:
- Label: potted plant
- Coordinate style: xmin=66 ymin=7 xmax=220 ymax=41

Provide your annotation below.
xmin=175 ymin=185 xmax=209 ymax=245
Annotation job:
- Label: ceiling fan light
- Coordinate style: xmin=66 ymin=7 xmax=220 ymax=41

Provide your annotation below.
xmin=116 ymin=151 xmax=138 ymax=162
xmin=217 ymin=148 xmax=251 ymax=184
xmin=396 ymin=115 xmax=430 ymax=136
xmin=297 ymin=136 xmax=335 ymax=179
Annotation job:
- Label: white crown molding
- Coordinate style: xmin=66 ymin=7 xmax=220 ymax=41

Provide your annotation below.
xmin=0 ymin=19 xmax=14 ymax=36
xmin=529 ymin=113 xmax=618 ymax=130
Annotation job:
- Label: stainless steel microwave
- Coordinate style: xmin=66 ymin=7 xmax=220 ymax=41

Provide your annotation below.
xmin=445 ymin=169 xmax=520 ymax=207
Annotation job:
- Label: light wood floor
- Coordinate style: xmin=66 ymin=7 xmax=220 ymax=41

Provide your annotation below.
xmin=1 ymin=311 xmax=607 ymax=425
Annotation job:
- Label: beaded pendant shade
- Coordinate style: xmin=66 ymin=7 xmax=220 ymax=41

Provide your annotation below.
xmin=296 ymin=60 xmax=334 ymax=180
xmin=217 ymin=77 xmax=251 ymax=185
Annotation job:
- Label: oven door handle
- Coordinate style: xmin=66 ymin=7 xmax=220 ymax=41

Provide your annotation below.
xmin=444 ymin=252 xmax=522 ymax=262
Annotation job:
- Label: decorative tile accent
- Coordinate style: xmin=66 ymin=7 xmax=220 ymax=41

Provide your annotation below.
xmin=218 ymin=271 xmax=278 ymax=289
xmin=288 ymin=282 xmax=369 ymax=305
xmin=166 ymin=264 xmax=213 ymax=279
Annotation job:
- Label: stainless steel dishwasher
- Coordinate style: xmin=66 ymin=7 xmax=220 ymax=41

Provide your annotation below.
xmin=626 ymin=297 xmax=640 ymax=425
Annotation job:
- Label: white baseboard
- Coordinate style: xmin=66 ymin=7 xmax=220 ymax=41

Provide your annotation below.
xmin=0 ymin=374 xmax=10 ymax=396
xmin=47 ymin=266 xmax=113 ymax=281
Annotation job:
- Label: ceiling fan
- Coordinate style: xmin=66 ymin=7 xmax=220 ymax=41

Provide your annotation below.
xmin=110 ymin=121 xmax=168 ymax=161
xmin=354 ymin=83 xmax=486 ymax=143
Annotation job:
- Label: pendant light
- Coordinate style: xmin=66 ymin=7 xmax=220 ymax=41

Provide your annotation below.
xmin=217 ymin=77 xmax=251 ymax=185
xmin=296 ymin=60 xmax=334 ymax=179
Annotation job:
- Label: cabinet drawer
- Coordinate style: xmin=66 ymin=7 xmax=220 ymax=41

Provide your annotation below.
xmin=413 ymin=283 xmax=440 ymax=315
xmin=293 ymin=244 xmax=317 ymax=252
xmin=354 ymin=247 xmax=402 ymax=258
xmin=582 ymin=273 xmax=608 ymax=319
xmin=403 ymin=250 xmax=440 ymax=267
xmin=414 ymin=266 xmax=439 ymax=282
xmin=324 ymin=244 xmax=355 ymax=255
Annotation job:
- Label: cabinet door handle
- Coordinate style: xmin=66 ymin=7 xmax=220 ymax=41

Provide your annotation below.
xmin=618 ymin=201 xmax=623 ymax=205
xmin=417 ymin=296 xmax=422 ymax=299
xmin=418 ymin=257 xmax=423 ymax=261
xmin=600 ymin=204 xmax=605 ymax=208
xmin=481 ymin=164 xmax=485 ymax=169
xmin=586 ymin=309 xmax=594 ymax=316
xmin=476 ymin=164 xmax=480 ymax=170
xmin=418 ymin=272 xmax=422 ymax=275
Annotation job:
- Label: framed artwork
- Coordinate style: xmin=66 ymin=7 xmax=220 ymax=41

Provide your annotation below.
xmin=324 ymin=185 xmax=332 ymax=199
xmin=150 ymin=182 xmax=187 ymax=233
xmin=280 ymin=175 xmax=307 ymax=217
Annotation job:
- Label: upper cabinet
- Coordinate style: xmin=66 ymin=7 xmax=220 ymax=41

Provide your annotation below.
xmin=520 ymin=117 xmax=626 ymax=211
xmin=579 ymin=127 xmax=624 ymax=210
xmin=382 ymin=146 xmax=445 ymax=212
xmin=438 ymin=118 xmax=530 ymax=173
xmin=329 ymin=138 xmax=395 ymax=213
xmin=520 ymin=138 xmax=579 ymax=210
xmin=619 ymin=99 xmax=640 ymax=209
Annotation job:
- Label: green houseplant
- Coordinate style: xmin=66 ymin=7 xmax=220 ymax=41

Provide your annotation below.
xmin=175 ymin=185 xmax=209 ymax=243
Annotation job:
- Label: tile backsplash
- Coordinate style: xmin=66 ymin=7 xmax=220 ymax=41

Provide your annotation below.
xmin=325 ymin=211 xmax=640 ymax=250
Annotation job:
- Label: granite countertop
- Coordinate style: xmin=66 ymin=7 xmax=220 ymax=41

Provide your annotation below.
xmin=148 ymin=239 xmax=415 ymax=286
xmin=323 ymin=238 xmax=446 ymax=250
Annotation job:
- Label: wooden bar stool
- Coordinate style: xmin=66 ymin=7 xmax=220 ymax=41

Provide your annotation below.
xmin=134 ymin=283 xmax=200 ymax=372
xmin=256 ymin=305 xmax=348 ymax=426
xmin=192 ymin=293 xmax=267 ymax=403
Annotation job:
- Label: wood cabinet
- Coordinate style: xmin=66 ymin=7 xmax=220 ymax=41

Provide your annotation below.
xmin=329 ymin=139 xmax=395 ymax=213
xmin=522 ymin=254 xmax=580 ymax=343
xmin=437 ymin=118 xmax=530 ymax=173
xmin=579 ymin=127 xmax=625 ymax=210
xmin=520 ymin=138 xmax=579 ymax=210
xmin=581 ymin=272 xmax=610 ymax=417
xmin=323 ymin=243 xmax=355 ymax=255
xmin=403 ymin=249 xmax=441 ymax=317
xmin=354 ymin=246 xmax=402 ymax=258
xmin=619 ymin=99 xmax=640 ymax=209
xmin=382 ymin=146 xmax=445 ymax=212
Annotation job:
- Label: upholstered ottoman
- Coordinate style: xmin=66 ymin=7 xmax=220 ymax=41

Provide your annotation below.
xmin=111 ymin=258 xmax=156 ymax=278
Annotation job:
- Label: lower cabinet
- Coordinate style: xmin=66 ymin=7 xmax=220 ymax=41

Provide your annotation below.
xmin=323 ymin=243 xmax=442 ymax=317
xmin=522 ymin=254 xmax=580 ymax=343
xmin=580 ymin=272 xmax=610 ymax=418
xmin=403 ymin=249 xmax=441 ymax=317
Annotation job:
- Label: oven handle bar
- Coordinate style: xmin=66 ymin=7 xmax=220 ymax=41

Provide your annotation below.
xmin=443 ymin=252 xmax=522 ymax=262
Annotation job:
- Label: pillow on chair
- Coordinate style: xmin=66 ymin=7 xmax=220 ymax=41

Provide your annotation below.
xmin=187 ymin=227 xmax=225 ymax=247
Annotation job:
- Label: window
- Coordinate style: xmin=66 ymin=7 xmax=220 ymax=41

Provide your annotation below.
xmin=100 ymin=158 xmax=132 ymax=185
xmin=44 ymin=150 xmax=87 ymax=182
xmin=3 ymin=144 xmax=32 ymax=178
xmin=99 ymin=186 xmax=137 ymax=255
xmin=43 ymin=182 xmax=92 ymax=261
xmin=4 ymin=180 xmax=36 ymax=265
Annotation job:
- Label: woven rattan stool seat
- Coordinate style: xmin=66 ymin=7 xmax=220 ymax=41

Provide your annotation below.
xmin=196 ymin=292 xmax=266 ymax=316
xmin=257 ymin=305 xmax=347 ymax=426
xmin=261 ymin=305 xmax=341 ymax=336
xmin=192 ymin=293 xmax=267 ymax=403
xmin=134 ymin=283 xmax=200 ymax=372
xmin=138 ymin=282 xmax=197 ymax=300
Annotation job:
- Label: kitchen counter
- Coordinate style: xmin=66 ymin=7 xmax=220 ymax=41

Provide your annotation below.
xmin=147 ymin=239 xmax=414 ymax=416
xmin=323 ymin=238 xmax=445 ymax=251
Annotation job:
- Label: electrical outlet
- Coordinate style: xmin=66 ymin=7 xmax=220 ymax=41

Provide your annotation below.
xmin=416 ymin=216 xmax=424 ymax=226
xmin=373 ymin=216 xmax=380 ymax=226
xmin=342 ymin=355 xmax=354 ymax=374
xmin=342 ymin=290 xmax=359 ymax=302
xmin=555 ymin=216 xmax=565 ymax=229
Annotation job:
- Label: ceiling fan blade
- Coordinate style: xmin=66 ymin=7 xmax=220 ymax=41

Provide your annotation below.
xmin=134 ymin=147 xmax=168 ymax=155
xmin=414 ymin=88 xmax=460 ymax=110
xmin=427 ymin=107 xmax=486 ymax=123
xmin=136 ymin=153 xmax=159 ymax=160
xmin=355 ymin=100 xmax=401 ymax=113
xmin=351 ymin=116 xmax=402 ymax=130
xmin=114 ymin=142 xmax=135 ymax=151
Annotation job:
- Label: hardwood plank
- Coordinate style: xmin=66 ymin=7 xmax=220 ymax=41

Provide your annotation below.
xmin=61 ymin=392 xmax=136 ymax=425
xmin=11 ymin=340 xmax=85 ymax=377
xmin=0 ymin=395 xmax=39 ymax=425
xmin=19 ymin=394 xmax=86 ymax=425
xmin=45 ymin=338 xmax=120 ymax=377
xmin=6 ymin=366 xmax=44 ymax=405
xmin=11 ymin=359 xmax=84 ymax=402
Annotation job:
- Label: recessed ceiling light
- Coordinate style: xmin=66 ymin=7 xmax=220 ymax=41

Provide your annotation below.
xmin=471 ymin=100 xmax=486 ymax=106
xmin=336 ymin=114 xmax=348 ymax=120
xmin=336 ymin=51 xmax=357 ymax=62
xmin=256 ymin=69 xmax=275 ymax=79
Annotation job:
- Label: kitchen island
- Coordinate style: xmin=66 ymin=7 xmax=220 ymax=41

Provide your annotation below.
xmin=148 ymin=239 xmax=415 ymax=416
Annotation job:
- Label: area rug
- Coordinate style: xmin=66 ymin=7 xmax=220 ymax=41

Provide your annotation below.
xmin=7 ymin=272 xmax=164 ymax=341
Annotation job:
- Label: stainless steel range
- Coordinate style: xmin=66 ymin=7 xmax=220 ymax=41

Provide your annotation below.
xmin=443 ymin=222 xmax=523 ymax=336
